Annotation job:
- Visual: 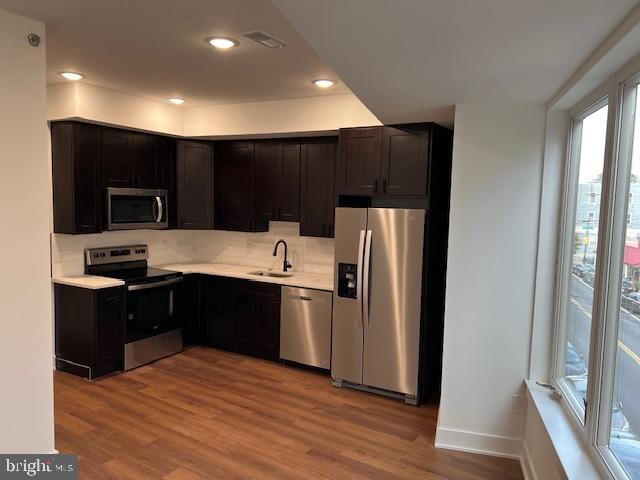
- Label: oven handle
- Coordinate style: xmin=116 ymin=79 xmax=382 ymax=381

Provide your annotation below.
xmin=127 ymin=277 xmax=183 ymax=291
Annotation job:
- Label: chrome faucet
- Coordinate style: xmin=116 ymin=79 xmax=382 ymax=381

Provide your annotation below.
xmin=273 ymin=239 xmax=292 ymax=272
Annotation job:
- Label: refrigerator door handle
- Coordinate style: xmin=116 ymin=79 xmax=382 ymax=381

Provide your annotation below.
xmin=356 ymin=230 xmax=366 ymax=329
xmin=362 ymin=229 xmax=372 ymax=329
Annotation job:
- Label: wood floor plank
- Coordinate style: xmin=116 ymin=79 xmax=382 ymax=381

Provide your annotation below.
xmin=54 ymin=346 xmax=524 ymax=479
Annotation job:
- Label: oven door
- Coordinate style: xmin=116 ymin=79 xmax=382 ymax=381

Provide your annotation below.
xmin=107 ymin=187 xmax=168 ymax=230
xmin=125 ymin=277 xmax=183 ymax=343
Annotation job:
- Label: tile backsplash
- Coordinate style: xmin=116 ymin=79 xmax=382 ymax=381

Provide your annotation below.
xmin=191 ymin=222 xmax=334 ymax=275
xmin=51 ymin=222 xmax=334 ymax=277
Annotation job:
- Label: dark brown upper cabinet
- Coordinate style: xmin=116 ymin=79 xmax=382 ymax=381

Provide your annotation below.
xmin=52 ymin=121 xmax=103 ymax=234
xmin=253 ymin=141 xmax=301 ymax=230
xmin=338 ymin=124 xmax=438 ymax=198
xmin=338 ymin=126 xmax=383 ymax=196
xmin=102 ymin=129 xmax=160 ymax=189
xmin=158 ymin=136 xmax=177 ymax=228
xmin=300 ymin=139 xmax=336 ymax=238
xmin=214 ymin=141 xmax=259 ymax=232
xmin=101 ymin=128 xmax=130 ymax=188
xmin=130 ymin=133 xmax=159 ymax=188
xmin=381 ymin=126 xmax=429 ymax=196
xmin=176 ymin=140 xmax=214 ymax=230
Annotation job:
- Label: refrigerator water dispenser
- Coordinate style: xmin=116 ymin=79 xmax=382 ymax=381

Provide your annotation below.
xmin=337 ymin=263 xmax=358 ymax=298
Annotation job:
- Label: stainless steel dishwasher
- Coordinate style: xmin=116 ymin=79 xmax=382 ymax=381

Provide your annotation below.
xmin=280 ymin=287 xmax=332 ymax=369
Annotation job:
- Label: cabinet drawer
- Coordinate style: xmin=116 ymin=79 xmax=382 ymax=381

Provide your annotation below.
xmin=236 ymin=280 xmax=281 ymax=300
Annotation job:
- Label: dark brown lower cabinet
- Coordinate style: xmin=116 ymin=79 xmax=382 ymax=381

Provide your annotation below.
xmin=203 ymin=275 xmax=236 ymax=350
xmin=235 ymin=281 xmax=281 ymax=361
xmin=182 ymin=275 xmax=281 ymax=362
xmin=54 ymin=284 xmax=125 ymax=379
xmin=183 ymin=274 xmax=205 ymax=345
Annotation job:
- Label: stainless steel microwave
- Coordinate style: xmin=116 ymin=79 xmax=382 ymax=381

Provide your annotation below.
xmin=106 ymin=187 xmax=168 ymax=230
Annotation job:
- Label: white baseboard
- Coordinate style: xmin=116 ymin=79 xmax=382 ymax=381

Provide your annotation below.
xmin=435 ymin=427 xmax=533 ymax=479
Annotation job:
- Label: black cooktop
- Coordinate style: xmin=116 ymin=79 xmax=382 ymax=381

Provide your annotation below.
xmin=99 ymin=267 xmax=181 ymax=284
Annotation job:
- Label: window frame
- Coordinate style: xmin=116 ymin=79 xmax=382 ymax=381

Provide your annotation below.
xmin=553 ymin=95 xmax=611 ymax=430
xmin=553 ymin=65 xmax=640 ymax=480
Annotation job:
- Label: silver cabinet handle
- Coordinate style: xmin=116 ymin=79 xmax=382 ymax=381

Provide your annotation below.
xmin=155 ymin=196 xmax=163 ymax=223
xmin=356 ymin=230 xmax=366 ymax=329
xmin=169 ymin=290 xmax=174 ymax=316
xmin=362 ymin=230 xmax=372 ymax=329
xmin=127 ymin=277 xmax=183 ymax=291
xmin=299 ymin=296 xmax=312 ymax=301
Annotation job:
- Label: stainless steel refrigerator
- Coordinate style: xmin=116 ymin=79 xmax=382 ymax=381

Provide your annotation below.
xmin=332 ymin=207 xmax=425 ymax=404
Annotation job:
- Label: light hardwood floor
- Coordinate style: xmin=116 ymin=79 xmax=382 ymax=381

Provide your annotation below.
xmin=54 ymin=346 xmax=524 ymax=479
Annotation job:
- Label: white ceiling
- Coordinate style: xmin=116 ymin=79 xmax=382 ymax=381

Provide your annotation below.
xmin=0 ymin=0 xmax=350 ymax=107
xmin=274 ymin=0 xmax=640 ymax=125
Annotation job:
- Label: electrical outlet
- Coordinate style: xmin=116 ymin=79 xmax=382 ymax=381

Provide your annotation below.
xmin=512 ymin=393 xmax=526 ymax=414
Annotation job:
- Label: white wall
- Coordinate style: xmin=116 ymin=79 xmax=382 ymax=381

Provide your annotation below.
xmin=522 ymin=398 xmax=564 ymax=480
xmin=47 ymin=83 xmax=380 ymax=138
xmin=528 ymin=110 xmax=569 ymax=381
xmin=436 ymin=103 xmax=546 ymax=458
xmin=0 ymin=9 xmax=55 ymax=453
xmin=184 ymin=94 xmax=381 ymax=138
xmin=48 ymin=82 xmax=184 ymax=136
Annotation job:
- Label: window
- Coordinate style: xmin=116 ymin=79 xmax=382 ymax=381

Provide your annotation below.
xmin=555 ymin=70 xmax=640 ymax=480
xmin=607 ymin=80 xmax=640 ymax=480
xmin=559 ymin=103 xmax=609 ymax=417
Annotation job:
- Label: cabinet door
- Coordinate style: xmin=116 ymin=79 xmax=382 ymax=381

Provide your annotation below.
xmin=52 ymin=122 xmax=102 ymax=234
xmin=183 ymin=274 xmax=204 ymax=345
xmin=204 ymin=276 xmax=236 ymax=350
xmin=337 ymin=127 xmax=383 ymax=196
xmin=177 ymin=141 xmax=214 ymax=229
xmin=130 ymin=133 xmax=159 ymax=188
xmin=102 ymin=129 xmax=131 ymax=188
xmin=381 ymin=126 xmax=429 ymax=197
xmin=300 ymin=140 xmax=336 ymax=237
xmin=280 ymin=143 xmax=301 ymax=221
xmin=158 ymin=137 xmax=177 ymax=228
xmin=235 ymin=281 xmax=281 ymax=361
xmin=214 ymin=142 xmax=256 ymax=232
xmin=73 ymin=123 xmax=103 ymax=234
xmin=95 ymin=287 xmax=124 ymax=377
xmin=253 ymin=298 xmax=281 ymax=361
xmin=253 ymin=142 xmax=282 ymax=230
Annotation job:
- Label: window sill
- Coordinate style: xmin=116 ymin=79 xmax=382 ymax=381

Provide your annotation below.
xmin=525 ymin=380 xmax=604 ymax=480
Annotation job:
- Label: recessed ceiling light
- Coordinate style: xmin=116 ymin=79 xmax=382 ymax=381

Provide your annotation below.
xmin=60 ymin=71 xmax=84 ymax=81
xmin=205 ymin=37 xmax=239 ymax=49
xmin=312 ymin=79 xmax=335 ymax=88
xmin=168 ymin=98 xmax=185 ymax=105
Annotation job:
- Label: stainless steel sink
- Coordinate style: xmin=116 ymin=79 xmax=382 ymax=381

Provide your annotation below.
xmin=247 ymin=270 xmax=293 ymax=278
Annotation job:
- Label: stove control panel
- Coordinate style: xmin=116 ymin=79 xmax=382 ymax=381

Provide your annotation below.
xmin=85 ymin=245 xmax=148 ymax=266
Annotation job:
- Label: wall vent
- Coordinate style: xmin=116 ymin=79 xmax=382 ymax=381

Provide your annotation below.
xmin=242 ymin=30 xmax=288 ymax=49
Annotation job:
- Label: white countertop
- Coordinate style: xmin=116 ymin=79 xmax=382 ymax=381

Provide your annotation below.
xmin=52 ymin=263 xmax=333 ymax=291
xmin=51 ymin=275 xmax=125 ymax=290
xmin=158 ymin=263 xmax=334 ymax=291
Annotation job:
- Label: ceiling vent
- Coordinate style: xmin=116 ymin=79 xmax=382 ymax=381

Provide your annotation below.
xmin=242 ymin=30 xmax=288 ymax=49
